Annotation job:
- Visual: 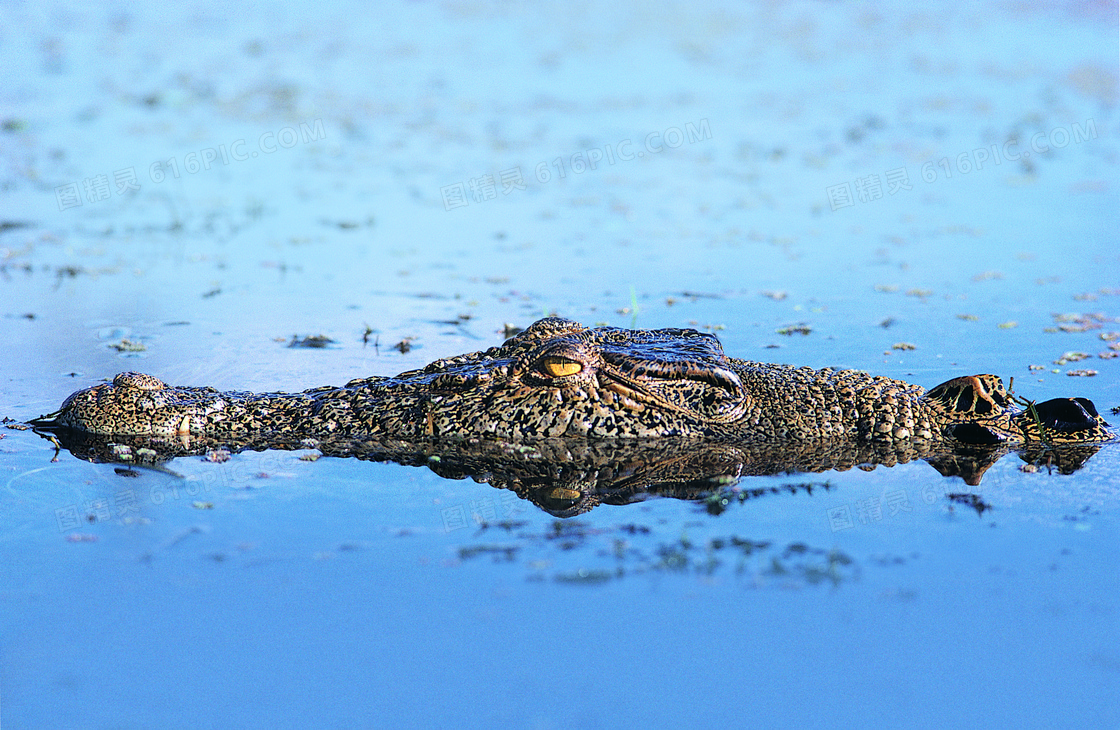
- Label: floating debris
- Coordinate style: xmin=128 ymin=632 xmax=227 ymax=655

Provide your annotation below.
xmin=458 ymin=544 xmax=518 ymax=562
xmin=109 ymin=339 xmax=146 ymax=353
xmin=554 ymin=568 xmax=617 ymax=584
xmin=434 ymin=314 xmax=472 ymax=326
xmin=1049 ymin=312 xmax=1115 ymax=333
xmin=947 ymin=492 xmax=991 ymax=517
xmin=288 ymin=334 xmax=336 ymax=348
xmin=474 ymin=520 xmax=530 ymax=533
xmin=703 ymin=482 xmax=829 ymax=516
xmin=1054 ymin=351 xmax=1090 ymax=365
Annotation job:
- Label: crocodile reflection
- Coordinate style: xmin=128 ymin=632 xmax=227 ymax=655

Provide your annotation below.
xmin=39 ymin=428 xmax=1103 ymax=517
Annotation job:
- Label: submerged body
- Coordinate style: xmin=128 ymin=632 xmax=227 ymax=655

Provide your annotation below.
xmin=42 ymin=317 xmax=1112 ymax=447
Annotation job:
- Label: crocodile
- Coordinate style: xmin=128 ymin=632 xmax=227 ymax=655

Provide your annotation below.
xmin=35 ymin=316 xmax=1113 ymax=448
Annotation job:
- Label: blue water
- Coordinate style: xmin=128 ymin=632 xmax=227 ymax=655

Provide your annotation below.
xmin=2 ymin=2 xmax=1118 ymax=728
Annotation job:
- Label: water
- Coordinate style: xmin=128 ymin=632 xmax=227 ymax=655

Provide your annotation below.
xmin=2 ymin=2 xmax=1118 ymax=728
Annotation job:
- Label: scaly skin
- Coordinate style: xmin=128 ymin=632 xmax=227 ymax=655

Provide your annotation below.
xmin=39 ymin=317 xmax=1113 ymax=446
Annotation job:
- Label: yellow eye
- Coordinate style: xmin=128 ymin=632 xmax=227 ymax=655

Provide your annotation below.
xmin=546 ymin=487 xmax=582 ymax=501
xmin=540 ymin=356 xmax=583 ymax=377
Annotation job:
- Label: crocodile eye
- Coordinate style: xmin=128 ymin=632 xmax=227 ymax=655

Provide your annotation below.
xmin=540 ymin=356 xmax=583 ymax=377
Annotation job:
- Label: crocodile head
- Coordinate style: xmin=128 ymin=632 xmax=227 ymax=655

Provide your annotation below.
xmin=37 ymin=317 xmax=754 ymax=442
xmin=370 ymin=317 xmax=752 ymax=439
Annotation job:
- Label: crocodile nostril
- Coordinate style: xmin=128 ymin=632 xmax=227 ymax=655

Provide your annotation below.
xmin=113 ymin=372 xmax=167 ymax=391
